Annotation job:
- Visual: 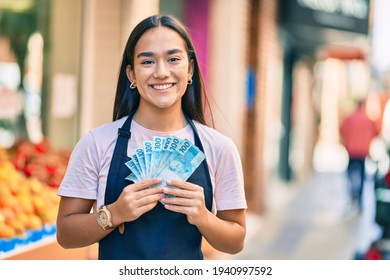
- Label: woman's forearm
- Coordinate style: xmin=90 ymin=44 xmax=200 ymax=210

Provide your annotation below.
xmin=197 ymin=209 xmax=246 ymax=254
xmin=56 ymin=197 xmax=116 ymax=249
xmin=56 ymin=211 xmax=112 ymax=248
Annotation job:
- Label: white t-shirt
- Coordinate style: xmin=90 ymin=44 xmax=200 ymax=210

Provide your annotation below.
xmin=57 ymin=117 xmax=247 ymax=214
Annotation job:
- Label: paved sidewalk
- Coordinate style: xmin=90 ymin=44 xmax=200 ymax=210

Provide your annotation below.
xmin=218 ymin=171 xmax=382 ymax=260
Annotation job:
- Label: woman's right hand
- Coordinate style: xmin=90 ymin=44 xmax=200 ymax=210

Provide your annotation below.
xmin=109 ymin=178 xmax=164 ymax=226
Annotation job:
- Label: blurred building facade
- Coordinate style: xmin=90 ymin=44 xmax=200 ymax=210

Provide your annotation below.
xmin=1 ymin=0 xmax=389 ymax=215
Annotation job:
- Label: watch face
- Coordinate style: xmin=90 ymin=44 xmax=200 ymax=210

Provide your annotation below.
xmin=97 ymin=210 xmax=108 ymax=227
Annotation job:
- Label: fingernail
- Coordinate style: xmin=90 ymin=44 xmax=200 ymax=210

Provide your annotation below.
xmin=166 ymin=180 xmax=172 ymax=185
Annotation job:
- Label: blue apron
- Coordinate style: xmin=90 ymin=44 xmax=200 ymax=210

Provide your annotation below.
xmin=98 ymin=113 xmax=213 ymax=260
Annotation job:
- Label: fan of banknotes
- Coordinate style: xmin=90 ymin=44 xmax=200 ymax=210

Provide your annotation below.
xmin=125 ymin=136 xmax=205 ymax=191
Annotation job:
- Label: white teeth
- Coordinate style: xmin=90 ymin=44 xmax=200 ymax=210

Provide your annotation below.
xmin=152 ymin=84 xmax=173 ymax=90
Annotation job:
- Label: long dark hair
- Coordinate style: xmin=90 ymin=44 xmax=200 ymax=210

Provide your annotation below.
xmin=113 ymin=15 xmax=210 ymax=125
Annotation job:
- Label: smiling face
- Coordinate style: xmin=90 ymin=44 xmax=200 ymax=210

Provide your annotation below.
xmin=127 ymin=26 xmax=193 ymax=115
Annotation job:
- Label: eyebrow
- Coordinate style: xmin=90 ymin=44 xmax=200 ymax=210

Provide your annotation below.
xmin=136 ymin=49 xmax=184 ymax=58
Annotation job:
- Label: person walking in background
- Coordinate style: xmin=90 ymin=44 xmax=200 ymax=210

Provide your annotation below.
xmin=340 ymin=100 xmax=378 ymax=213
xmin=55 ymin=15 xmax=247 ymax=260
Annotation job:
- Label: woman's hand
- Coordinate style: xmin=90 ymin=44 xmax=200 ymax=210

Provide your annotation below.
xmin=160 ymin=180 xmax=209 ymax=227
xmin=161 ymin=179 xmax=246 ymax=254
xmin=110 ymin=178 xmax=164 ymax=225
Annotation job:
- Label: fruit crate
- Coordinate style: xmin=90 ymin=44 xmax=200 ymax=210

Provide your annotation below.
xmin=0 ymin=224 xmax=56 ymax=258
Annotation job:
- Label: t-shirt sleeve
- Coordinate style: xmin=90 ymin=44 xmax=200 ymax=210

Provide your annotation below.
xmin=57 ymin=132 xmax=99 ymax=200
xmin=213 ymin=139 xmax=247 ymax=211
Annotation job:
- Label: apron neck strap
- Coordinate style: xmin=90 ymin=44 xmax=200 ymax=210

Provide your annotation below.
xmin=184 ymin=113 xmax=205 ymax=153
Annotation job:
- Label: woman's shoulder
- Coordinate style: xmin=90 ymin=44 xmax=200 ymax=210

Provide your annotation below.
xmin=75 ymin=117 xmax=127 ymax=150
xmin=89 ymin=117 xmax=127 ymax=137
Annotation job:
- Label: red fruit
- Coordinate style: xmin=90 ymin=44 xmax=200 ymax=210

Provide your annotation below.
xmin=24 ymin=166 xmax=33 ymax=177
xmin=365 ymin=246 xmax=383 ymax=260
xmin=34 ymin=144 xmax=46 ymax=154
xmin=45 ymin=165 xmax=57 ymax=174
xmin=385 ymin=170 xmax=390 ymax=187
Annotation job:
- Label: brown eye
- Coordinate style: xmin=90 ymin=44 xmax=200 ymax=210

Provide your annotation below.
xmin=168 ymin=57 xmax=180 ymax=63
xmin=141 ymin=60 xmax=154 ymax=65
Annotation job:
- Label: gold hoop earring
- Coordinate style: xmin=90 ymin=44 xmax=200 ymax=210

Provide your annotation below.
xmin=187 ymin=77 xmax=193 ymax=85
xmin=130 ymin=82 xmax=136 ymax=89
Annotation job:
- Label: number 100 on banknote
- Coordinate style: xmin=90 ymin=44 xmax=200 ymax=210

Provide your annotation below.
xmin=125 ymin=136 xmax=205 ymax=185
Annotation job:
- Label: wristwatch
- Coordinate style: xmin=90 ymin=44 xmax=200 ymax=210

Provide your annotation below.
xmin=96 ymin=205 xmax=113 ymax=230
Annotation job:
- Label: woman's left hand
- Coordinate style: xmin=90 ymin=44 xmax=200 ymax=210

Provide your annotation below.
xmin=161 ymin=180 xmax=209 ymax=227
xmin=162 ymin=180 xmax=246 ymax=254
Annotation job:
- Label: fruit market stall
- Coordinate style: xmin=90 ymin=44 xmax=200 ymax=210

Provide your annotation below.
xmin=0 ymin=142 xmax=96 ymax=259
xmin=0 ymin=150 xmax=57 ymax=258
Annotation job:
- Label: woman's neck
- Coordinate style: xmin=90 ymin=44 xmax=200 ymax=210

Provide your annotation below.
xmin=133 ymin=108 xmax=187 ymax=132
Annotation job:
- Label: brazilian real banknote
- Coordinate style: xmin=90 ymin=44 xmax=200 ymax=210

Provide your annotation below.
xmin=124 ymin=137 xmax=206 ymax=197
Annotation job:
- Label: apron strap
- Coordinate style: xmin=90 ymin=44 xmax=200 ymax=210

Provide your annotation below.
xmin=105 ymin=116 xmax=132 ymax=204
xmin=184 ymin=113 xmax=203 ymax=151
xmin=184 ymin=114 xmax=214 ymax=210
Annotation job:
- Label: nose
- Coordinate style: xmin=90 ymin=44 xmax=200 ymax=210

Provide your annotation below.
xmin=154 ymin=61 xmax=170 ymax=79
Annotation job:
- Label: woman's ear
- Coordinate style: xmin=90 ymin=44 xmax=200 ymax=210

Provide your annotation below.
xmin=188 ymin=59 xmax=194 ymax=77
xmin=126 ymin=65 xmax=136 ymax=84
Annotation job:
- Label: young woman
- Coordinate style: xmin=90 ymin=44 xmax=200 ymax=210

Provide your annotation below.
xmin=56 ymin=15 xmax=247 ymax=260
